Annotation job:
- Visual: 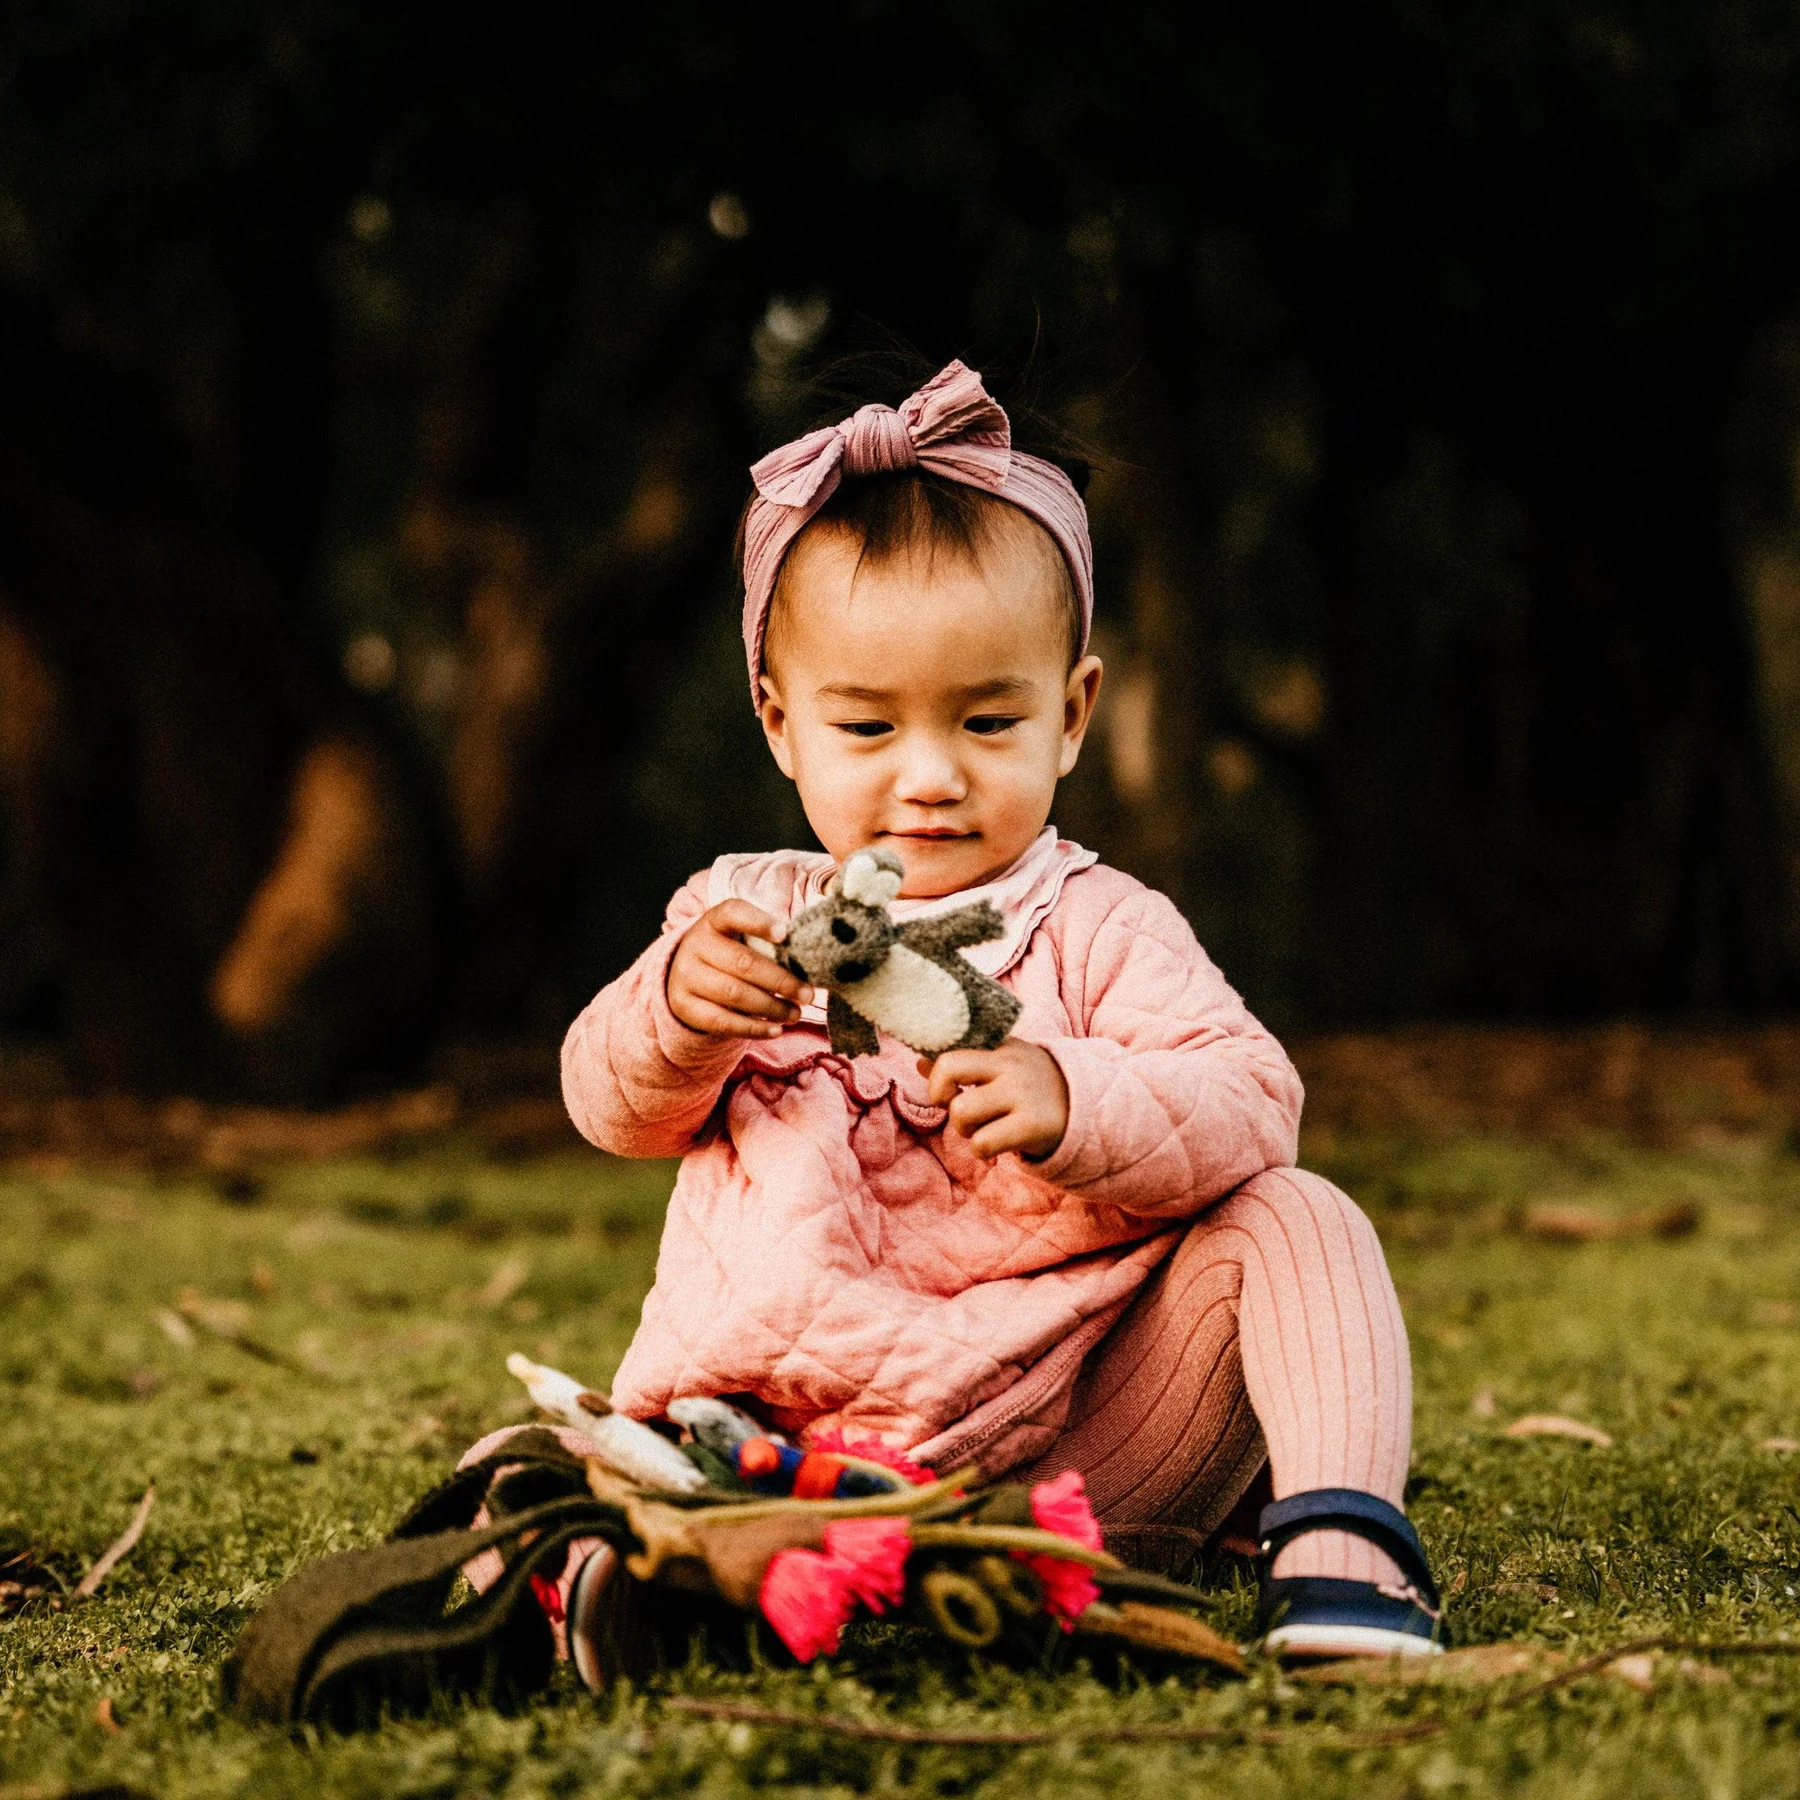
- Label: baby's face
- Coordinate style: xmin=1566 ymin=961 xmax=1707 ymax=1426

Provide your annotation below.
xmin=758 ymin=515 xmax=1103 ymax=898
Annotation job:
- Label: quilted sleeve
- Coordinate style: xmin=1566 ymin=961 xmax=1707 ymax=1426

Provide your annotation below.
xmin=559 ymin=876 xmax=750 ymax=1157
xmin=1027 ymin=888 xmax=1302 ymax=1216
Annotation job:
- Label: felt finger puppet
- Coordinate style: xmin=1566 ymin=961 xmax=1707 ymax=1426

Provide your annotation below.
xmin=666 ymin=1394 xmax=785 ymax=1456
xmin=505 ymin=1353 xmax=707 ymax=1493
xmin=728 ymin=1435 xmax=911 ymax=1498
xmin=665 ymin=1398 xmax=908 ymax=1495
xmin=772 ymin=848 xmax=1022 ymax=1058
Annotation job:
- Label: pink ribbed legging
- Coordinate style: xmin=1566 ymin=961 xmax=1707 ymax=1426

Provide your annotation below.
xmin=1021 ymin=1167 xmax=1412 ymax=1586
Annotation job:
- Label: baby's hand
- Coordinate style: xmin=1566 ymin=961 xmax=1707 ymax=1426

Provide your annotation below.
xmin=922 ymin=1041 xmax=1069 ymax=1162
xmin=668 ymin=900 xmax=806 ymax=1039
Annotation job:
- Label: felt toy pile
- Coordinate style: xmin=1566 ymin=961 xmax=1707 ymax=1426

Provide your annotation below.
xmin=226 ymin=1354 xmax=1242 ymax=1727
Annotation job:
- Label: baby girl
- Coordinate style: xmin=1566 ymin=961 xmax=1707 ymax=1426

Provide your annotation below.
xmin=532 ymin=362 xmax=1437 ymax=1671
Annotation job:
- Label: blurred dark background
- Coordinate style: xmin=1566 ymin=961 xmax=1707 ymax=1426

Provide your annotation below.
xmin=7 ymin=2 xmax=1800 ymax=1102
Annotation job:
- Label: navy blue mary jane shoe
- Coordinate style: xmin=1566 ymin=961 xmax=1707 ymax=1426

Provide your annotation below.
xmin=1255 ymin=1488 xmax=1443 ymax=1661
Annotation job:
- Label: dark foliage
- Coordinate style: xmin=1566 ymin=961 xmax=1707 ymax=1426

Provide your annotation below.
xmin=4 ymin=2 xmax=1800 ymax=1088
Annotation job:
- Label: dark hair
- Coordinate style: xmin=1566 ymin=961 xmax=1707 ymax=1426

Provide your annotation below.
xmin=743 ymin=349 xmax=1092 ymax=673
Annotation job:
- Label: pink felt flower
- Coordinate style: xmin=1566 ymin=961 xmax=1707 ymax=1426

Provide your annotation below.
xmin=1023 ymin=1554 xmax=1101 ymax=1629
xmin=760 ymin=1547 xmax=856 ymax=1661
xmin=527 ymin=1572 xmax=565 ymax=1625
xmin=1019 ymin=1469 xmax=1104 ymax=1630
xmin=1028 ymin=1470 xmax=1104 ymax=1549
xmin=823 ymin=1517 xmax=911 ymax=1614
xmin=807 ymin=1428 xmax=935 ymax=1486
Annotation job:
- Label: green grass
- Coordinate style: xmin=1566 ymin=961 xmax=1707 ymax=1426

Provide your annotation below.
xmin=4 ymin=1130 xmax=1800 ymax=1797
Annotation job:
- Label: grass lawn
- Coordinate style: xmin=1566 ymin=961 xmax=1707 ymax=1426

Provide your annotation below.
xmin=5 ymin=1127 xmax=1800 ymax=1797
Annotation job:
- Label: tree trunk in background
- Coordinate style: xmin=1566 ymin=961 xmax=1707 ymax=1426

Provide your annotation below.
xmin=1729 ymin=318 xmax=1800 ymax=997
xmin=0 ymin=415 xmax=451 ymax=1100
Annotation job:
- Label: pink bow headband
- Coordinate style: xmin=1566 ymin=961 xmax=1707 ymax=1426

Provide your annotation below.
xmin=740 ymin=361 xmax=1095 ymax=702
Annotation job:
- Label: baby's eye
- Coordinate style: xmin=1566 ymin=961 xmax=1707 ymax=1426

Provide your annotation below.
xmin=964 ymin=715 xmax=1020 ymax=737
xmin=833 ymin=720 xmax=893 ymax=738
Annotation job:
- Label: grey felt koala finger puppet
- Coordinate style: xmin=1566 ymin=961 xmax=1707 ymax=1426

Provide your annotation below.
xmin=766 ymin=848 xmax=1022 ymax=1058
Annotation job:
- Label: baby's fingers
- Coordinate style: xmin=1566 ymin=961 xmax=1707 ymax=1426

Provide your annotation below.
xmin=708 ymin=899 xmax=783 ymax=946
xmin=964 ymin=1117 xmax=1035 ymax=1161
xmin=948 ymin=1082 xmax=1013 ymax=1138
xmin=701 ymin=950 xmax=803 ymax=1009
xmin=688 ymin=962 xmax=799 ymax=1023
xmin=926 ymin=1049 xmax=999 ymax=1106
xmin=698 ymin=923 xmax=803 ymax=1003
xmin=674 ymin=994 xmax=787 ymax=1039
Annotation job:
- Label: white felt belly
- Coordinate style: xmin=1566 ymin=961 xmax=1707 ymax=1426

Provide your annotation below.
xmin=841 ymin=943 xmax=970 ymax=1053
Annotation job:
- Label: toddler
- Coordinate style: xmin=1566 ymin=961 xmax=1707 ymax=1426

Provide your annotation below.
xmin=484 ymin=362 xmax=1439 ymax=1673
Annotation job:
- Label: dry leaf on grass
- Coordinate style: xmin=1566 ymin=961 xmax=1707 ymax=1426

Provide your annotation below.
xmin=1523 ymin=1200 xmax=1700 ymax=1242
xmin=474 ymin=1257 xmax=530 ymax=1310
xmin=176 ymin=1290 xmax=251 ymax=1338
xmin=1491 ymin=1580 xmax=1560 ymax=1602
xmin=1674 ymin=1656 xmax=1732 ymax=1686
xmin=1072 ymin=1601 xmax=1246 ymax=1673
xmin=173 ymin=1288 xmax=309 ymax=1373
xmin=74 ymin=1485 xmax=154 ymax=1599
xmin=1293 ymin=1642 xmax=1564 ymax=1687
xmin=153 ymin=1308 xmax=196 ymax=1349
xmin=1470 ymin=1386 xmax=1498 ymax=1418
xmin=1504 ymin=1414 xmax=1614 ymax=1447
xmin=93 ymin=1695 xmax=120 ymax=1733
xmin=1604 ymin=1650 xmax=1731 ymax=1693
xmin=1760 ymin=1436 xmax=1800 ymax=1453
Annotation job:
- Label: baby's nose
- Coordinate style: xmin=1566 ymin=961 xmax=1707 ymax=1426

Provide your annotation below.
xmin=894 ymin=736 xmax=967 ymax=804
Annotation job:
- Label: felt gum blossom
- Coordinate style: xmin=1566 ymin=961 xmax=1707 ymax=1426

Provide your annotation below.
xmin=1019 ymin=1469 xmax=1104 ymax=1630
xmin=759 ymin=1550 xmax=854 ymax=1662
xmin=527 ymin=1572 xmax=564 ymax=1624
xmin=825 ymin=1518 xmax=912 ymax=1613
xmin=759 ymin=1518 xmax=913 ymax=1661
xmin=758 ymin=1473 xmax=1108 ymax=1658
xmin=806 ymin=1428 xmax=935 ymax=1486
xmin=1029 ymin=1469 xmax=1104 ymax=1549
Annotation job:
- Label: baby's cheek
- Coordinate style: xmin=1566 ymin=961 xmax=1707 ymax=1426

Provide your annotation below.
xmin=792 ymin=754 xmax=883 ymax=848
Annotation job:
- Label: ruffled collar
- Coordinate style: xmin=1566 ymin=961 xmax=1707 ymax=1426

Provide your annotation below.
xmin=883 ymin=827 xmax=1096 ymax=977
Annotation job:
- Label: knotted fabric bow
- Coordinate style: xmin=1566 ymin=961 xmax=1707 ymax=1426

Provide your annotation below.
xmin=740 ymin=361 xmax=1094 ymax=702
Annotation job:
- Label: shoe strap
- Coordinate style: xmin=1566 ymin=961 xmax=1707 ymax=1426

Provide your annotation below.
xmin=1257 ymin=1488 xmax=1438 ymax=1609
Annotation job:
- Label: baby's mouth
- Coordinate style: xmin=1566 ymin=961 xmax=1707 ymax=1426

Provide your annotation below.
xmin=881 ymin=828 xmax=975 ymax=841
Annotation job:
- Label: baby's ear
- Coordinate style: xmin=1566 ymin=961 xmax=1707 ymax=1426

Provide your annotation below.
xmin=839 ymin=848 xmax=904 ymax=908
